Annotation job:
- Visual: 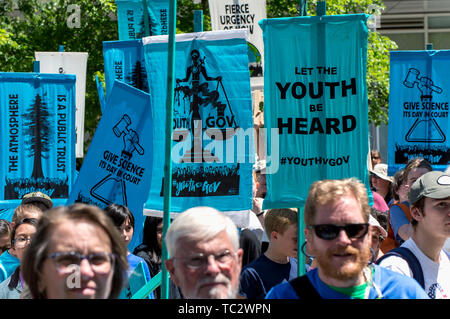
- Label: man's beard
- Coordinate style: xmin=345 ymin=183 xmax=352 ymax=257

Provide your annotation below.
xmin=191 ymin=273 xmax=237 ymax=299
xmin=315 ymin=243 xmax=371 ymax=283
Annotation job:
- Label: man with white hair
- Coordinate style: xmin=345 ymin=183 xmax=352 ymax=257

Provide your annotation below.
xmin=164 ymin=206 xmax=243 ymax=299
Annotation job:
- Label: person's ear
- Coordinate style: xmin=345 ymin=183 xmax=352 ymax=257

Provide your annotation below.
xmin=410 ymin=206 xmax=423 ymax=223
xmin=164 ymin=259 xmax=179 ymax=286
xmin=236 ymin=248 xmax=243 ymax=268
xmin=270 ymin=231 xmax=278 ymax=241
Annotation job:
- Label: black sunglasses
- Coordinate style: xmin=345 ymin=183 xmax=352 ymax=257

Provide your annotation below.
xmin=308 ymin=223 xmax=370 ymax=240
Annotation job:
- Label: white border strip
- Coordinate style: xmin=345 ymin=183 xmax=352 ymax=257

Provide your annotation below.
xmin=142 ymin=29 xmax=249 ymax=46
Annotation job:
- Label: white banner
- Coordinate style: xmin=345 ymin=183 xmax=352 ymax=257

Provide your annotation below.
xmin=208 ymin=0 xmax=266 ymax=82
xmin=35 ymin=52 xmax=88 ymax=158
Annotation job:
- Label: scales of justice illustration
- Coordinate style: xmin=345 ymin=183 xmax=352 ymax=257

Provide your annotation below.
xmin=173 ymin=49 xmax=239 ymax=163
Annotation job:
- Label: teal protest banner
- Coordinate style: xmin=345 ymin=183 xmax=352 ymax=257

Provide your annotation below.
xmin=103 ymin=39 xmax=148 ymax=99
xmin=259 ymin=14 xmax=371 ymax=209
xmin=67 ymin=80 xmax=153 ymax=251
xmin=142 ymin=30 xmax=254 ymax=212
xmin=115 ymin=0 xmax=169 ymax=40
xmin=388 ymin=51 xmax=450 ymax=175
xmin=0 ymin=72 xmax=76 ymax=210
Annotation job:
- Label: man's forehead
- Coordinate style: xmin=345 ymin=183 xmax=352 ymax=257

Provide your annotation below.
xmin=315 ymin=195 xmax=364 ymax=220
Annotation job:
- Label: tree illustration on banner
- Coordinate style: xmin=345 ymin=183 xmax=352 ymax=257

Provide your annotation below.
xmin=136 ymin=8 xmax=160 ymax=38
xmin=126 ymin=61 xmax=149 ymax=93
xmin=23 ymin=93 xmax=52 ymax=180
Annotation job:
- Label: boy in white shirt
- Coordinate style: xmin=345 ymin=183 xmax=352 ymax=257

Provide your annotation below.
xmin=378 ymin=170 xmax=450 ymax=299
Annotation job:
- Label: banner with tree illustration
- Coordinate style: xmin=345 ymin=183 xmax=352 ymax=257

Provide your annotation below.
xmin=388 ymin=51 xmax=450 ymax=175
xmin=142 ymin=30 xmax=253 ymax=212
xmin=0 ymin=72 xmax=76 ymax=204
xmin=115 ymin=0 xmax=169 ymax=40
xmin=103 ymin=39 xmax=148 ymax=99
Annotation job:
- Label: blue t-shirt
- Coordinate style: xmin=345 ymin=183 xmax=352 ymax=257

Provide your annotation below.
xmin=0 ymin=251 xmax=19 ymax=283
xmin=390 ymin=201 xmax=410 ymax=243
xmin=265 ymin=264 xmax=429 ymax=299
xmin=239 ymin=254 xmax=297 ymax=299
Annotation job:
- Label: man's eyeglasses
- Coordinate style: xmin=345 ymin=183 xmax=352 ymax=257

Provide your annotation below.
xmin=308 ymin=223 xmax=370 ymax=241
xmin=174 ymin=250 xmax=237 ymax=270
xmin=48 ymin=251 xmax=115 ymax=274
xmin=13 ymin=236 xmax=33 ymax=248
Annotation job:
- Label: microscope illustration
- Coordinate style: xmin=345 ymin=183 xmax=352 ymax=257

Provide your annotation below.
xmin=90 ymin=114 xmax=145 ymax=206
xmin=403 ymin=68 xmax=443 ymax=101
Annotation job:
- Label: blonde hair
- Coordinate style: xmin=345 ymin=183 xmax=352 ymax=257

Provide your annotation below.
xmin=304 ymin=178 xmax=370 ymax=226
xmin=12 ymin=204 xmax=43 ymax=225
xmin=264 ymin=208 xmax=298 ymax=238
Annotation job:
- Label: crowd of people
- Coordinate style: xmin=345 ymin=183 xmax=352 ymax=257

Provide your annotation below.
xmin=0 ymin=153 xmax=448 ymax=299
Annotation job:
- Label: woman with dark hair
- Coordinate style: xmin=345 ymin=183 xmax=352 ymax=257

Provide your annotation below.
xmin=0 ymin=218 xmax=38 ymax=298
xmin=21 ymin=203 xmax=129 ymax=299
xmin=104 ymin=204 xmax=153 ymax=299
xmin=133 ymin=216 xmax=182 ymax=299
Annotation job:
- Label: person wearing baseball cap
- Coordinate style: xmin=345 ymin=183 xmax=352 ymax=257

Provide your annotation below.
xmin=21 ymin=192 xmax=53 ymax=212
xmin=378 ymin=170 xmax=450 ymax=299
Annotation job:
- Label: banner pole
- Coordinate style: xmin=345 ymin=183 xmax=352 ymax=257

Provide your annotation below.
xmin=297 ymin=206 xmax=306 ymax=277
xmin=160 ymin=0 xmax=177 ymax=300
xmin=194 ymin=10 xmax=203 ymax=32
xmin=296 ymin=0 xmax=308 ymax=278
xmin=33 ymin=61 xmax=40 ymax=73
xmin=299 ymin=0 xmax=307 ymax=16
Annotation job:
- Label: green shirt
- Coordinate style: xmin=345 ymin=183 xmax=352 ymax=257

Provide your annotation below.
xmin=325 ymin=267 xmax=374 ymax=299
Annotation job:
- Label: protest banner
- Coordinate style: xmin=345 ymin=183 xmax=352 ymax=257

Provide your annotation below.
xmin=67 ymin=80 xmax=153 ymax=250
xmin=35 ymin=51 xmax=88 ymax=158
xmin=388 ymin=51 xmax=450 ymax=174
xmin=115 ymin=0 xmax=169 ymax=40
xmin=259 ymin=14 xmax=371 ymax=209
xmin=0 ymin=72 xmax=76 ymax=209
xmin=103 ymin=39 xmax=147 ymax=99
xmin=208 ymin=0 xmax=266 ymax=80
xmin=142 ymin=29 xmax=253 ymax=212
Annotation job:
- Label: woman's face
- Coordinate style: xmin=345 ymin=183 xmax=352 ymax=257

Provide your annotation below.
xmin=119 ymin=217 xmax=134 ymax=247
xmin=39 ymin=220 xmax=115 ymax=299
xmin=12 ymin=223 xmax=37 ymax=262
xmin=156 ymin=221 xmax=163 ymax=250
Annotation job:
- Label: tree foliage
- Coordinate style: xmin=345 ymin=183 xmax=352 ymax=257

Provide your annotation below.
xmin=0 ymin=0 xmax=118 ymax=165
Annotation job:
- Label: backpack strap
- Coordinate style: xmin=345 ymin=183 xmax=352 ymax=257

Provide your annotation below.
xmin=289 ymin=275 xmax=322 ymax=299
xmin=376 ymin=247 xmax=425 ymax=289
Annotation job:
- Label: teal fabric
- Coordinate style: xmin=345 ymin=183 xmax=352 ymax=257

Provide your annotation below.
xmin=115 ymin=0 xmax=169 ymax=40
xmin=66 ymin=80 xmax=153 ymax=252
xmin=388 ymin=50 xmax=450 ymax=175
xmin=0 ymin=251 xmax=19 ymax=283
xmin=259 ymin=14 xmax=371 ymax=209
xmin=0 ymin=72 xmax=76 ymax=203
xmin=142 ymin=30 xmax=254 ymax=212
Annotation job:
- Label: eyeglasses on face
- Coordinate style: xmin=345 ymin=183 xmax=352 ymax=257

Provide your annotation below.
xmin=308 ymin=223 xmax=370 ymax=241
xmin=48 ymin=251 xmax=115 ymax=274
xmin=13 ymin=236 xmax=33 ymax=248
xmin=174 ymin=250 xmax=237 ymax=270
